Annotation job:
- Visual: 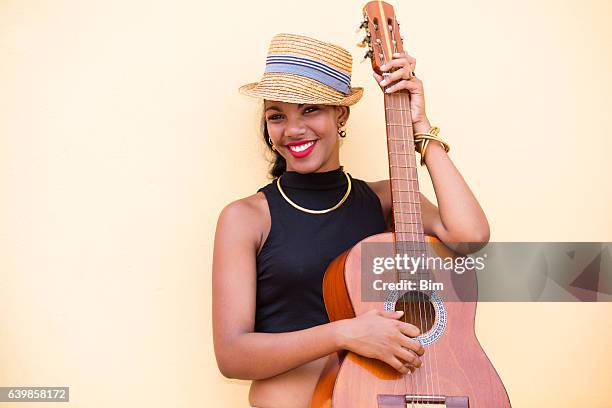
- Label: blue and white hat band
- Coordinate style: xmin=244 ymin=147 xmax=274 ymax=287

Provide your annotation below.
xmin=265 ymin=54 xmax=352 ymax=95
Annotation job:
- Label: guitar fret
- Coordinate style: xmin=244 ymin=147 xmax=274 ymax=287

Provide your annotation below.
xmin=392 ymin=194 xmax=420 ymax=200
xmin=389 ymin=151 xmax=415 ymax=156
xmin=386 ymin=123 xmax=411 ymax=127
xmin=395 ymin=236 xmax=425 ymax=241
xmin=389 ymin=164 xmax=416 ymax=169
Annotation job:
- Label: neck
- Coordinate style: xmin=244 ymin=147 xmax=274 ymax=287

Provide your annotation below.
xmin=285 ymin=157 xmax=341 ymax=174
xmin=280 ymin=166 xmax=347 ymax=191
xmin=384 ymin=91 xmax=425 ymax=243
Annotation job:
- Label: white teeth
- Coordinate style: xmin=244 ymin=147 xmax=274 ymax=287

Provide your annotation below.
xmin=289 ymin=141 xmax=315 ymax=152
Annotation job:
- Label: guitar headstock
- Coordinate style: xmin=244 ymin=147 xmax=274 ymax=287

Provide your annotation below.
xmin=359 ymin=1 xmax=404 ymax=75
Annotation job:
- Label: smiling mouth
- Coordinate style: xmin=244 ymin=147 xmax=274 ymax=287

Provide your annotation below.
xmin=288 ymin=141 xmax=315 ymax=152
xmin=286 ymin=140 xmax=317 ymax=158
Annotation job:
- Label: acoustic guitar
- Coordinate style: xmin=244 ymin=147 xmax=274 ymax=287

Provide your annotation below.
xmin=310 ymin=2 xmax=511 ymax=407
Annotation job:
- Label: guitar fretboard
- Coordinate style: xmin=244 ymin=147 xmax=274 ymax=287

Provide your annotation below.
xmin=384 ymin=91 xmax=424 ymax=244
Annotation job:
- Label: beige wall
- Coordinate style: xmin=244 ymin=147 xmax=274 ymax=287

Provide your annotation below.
xmin=1 ymin=0 xmax=611 ymax=407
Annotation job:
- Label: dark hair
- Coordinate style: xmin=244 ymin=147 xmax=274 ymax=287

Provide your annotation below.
xmin=263 ymin=118 xmax=286 ymax=178
xmin=261 ymin=103 xmax=286 ymax=178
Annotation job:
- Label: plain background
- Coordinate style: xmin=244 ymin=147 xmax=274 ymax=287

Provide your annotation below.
xmin=1 ymin=0 xmax=611 ymax=406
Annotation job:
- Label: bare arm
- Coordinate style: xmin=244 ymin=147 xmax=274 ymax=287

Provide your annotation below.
xmin=371 ymin=51 xmax=490 ymax=254
xmin=369 ymin=138 xmax=490 ymax=256
xmin=415 ymin=119 xmax=490 ymax=252
xmin=212 ymin=196 xmax=423 ymax=380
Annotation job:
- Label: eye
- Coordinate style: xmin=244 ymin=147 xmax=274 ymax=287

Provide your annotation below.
xmin=266 ymin=114 xmax=283 ymax=121
xmin=304 ymin=106 xmax=319 ymax=114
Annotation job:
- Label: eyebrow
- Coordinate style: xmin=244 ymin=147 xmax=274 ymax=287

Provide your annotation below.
xmin=265 ymin=104 xmax=305 ymax=113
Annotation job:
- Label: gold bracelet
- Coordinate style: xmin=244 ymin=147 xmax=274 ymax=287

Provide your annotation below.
xmin=414 ymin=127 xmax=450 ymax=166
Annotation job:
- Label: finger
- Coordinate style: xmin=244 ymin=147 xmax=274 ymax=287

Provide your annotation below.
xmin=372 ymin=71 xmax=385 ymax=88
xmin=380 ymin=58 xmax=407 ymax=72
xmin=381 ymin=61 xmax=415 ymax=79
xmin=379 ymin=309 xmax=405 ymax=319
xmin=398 ymin=322 xmax=420 ymax=337
xmin=396 ymin=347 xmax=421 ymax=367
xmin=398 ymin=335 xmax=425 ymax=356
xmin=393 ymin=51 xmax=414 ymax=60
xmin=380 ymin=67 xmax=410 ymax=86
xmin=385 ymin=77 xmax=423 ymax=94
xmin=381 ymin=54 xmax=416 ymax=72
xmin=384 ymin=80 xmax=414 ymax=94
xmin=387 ymin=356 xmax=410 ymax=374
xmin=393 ymin=52 xmax=417 ymax=67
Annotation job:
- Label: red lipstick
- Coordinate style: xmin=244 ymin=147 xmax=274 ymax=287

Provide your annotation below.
xmin=286 ymin=140 xmax=317 ymax=158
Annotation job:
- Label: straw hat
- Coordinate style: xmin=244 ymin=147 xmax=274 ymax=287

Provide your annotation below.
xmin=239 ymin=33 xmax=363 ymax=106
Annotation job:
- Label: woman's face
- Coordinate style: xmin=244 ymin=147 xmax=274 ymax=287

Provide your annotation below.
xmin=264 ymin=100 xmax=348 ymax=173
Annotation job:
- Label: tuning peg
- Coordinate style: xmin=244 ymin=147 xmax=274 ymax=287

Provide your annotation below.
xmin=355 ymin=18 xmax=368 ymax=33
xmin=361 ymin=49 xmax=374 ymax=62
xmin=356 ymin=34 xmax=371 ymax=48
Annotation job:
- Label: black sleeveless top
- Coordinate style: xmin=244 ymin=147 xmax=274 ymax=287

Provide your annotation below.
xmin=255 ymin=166 xmax=386 ymax=333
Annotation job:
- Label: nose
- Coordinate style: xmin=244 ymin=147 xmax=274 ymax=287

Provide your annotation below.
xmin=284 ymin=115 xmax=307 ymax=139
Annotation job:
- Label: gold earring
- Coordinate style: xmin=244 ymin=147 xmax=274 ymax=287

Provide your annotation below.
xmin=268 ymin=136 xmax=277 ymax=151
xmin=338 ymin=121 xmax=347 ymax=138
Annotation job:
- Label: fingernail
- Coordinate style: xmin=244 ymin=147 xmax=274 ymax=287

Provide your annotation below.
xmin=385 ymin=88 xmax=392 ymax=93
xmin=380 ymin=80 xmax=387 ymax=86
xmin=396 ymin=310 xmax=404 ymax=315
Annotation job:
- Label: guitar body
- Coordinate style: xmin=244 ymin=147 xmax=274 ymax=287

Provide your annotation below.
xmin=310 ymin=232 xmax=511 ymax=407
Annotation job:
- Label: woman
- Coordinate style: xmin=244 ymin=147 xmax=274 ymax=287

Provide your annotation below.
xmin=212 ymin=33 xmax=490 ymax=408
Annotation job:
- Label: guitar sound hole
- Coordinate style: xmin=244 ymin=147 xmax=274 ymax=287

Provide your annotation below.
xmin=394 ymin=291 xmax=435 ymax=334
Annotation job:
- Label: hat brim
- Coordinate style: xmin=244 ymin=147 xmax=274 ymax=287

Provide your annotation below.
xmin=239 ymin=73 xmax=363 ymax=106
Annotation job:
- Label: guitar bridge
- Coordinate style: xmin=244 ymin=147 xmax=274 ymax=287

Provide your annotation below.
xmin=377 ymin=394 xmax=469 ymax=408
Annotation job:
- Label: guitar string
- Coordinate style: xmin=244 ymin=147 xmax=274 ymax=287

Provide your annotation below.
xmin=431 ymin=236 xmax=442 ymax=402
xmin=382 ymin=5 xmax=440 ymax=402
xmin=392 ymin=89 xmax=421 ymax=405
xmin=398 ymin=89 xmax=432 ymax=405
xmin=375 ymin=4 xmax=417 ymax=403
xmin=394 ymin=89 xmax=416 ymax=402
xmin=386 ymin=68 xmax=413 ymax=407
xmin=396 ymin=88 xmax=439 ymax=404
xmin=385 ymin=72 xmax=412 ymax=405
xmin=399 ymin=91 xmax=418 ymax=405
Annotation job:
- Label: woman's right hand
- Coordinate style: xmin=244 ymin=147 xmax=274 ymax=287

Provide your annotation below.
xmin=335 ymin=309 xmax=425 ymax=375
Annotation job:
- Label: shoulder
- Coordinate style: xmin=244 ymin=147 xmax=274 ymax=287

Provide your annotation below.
xmin=365 ymin=179 xmax=388 ymax=199
xmin=218 ymin=191 xmax=269 ymax=227
xmin=216 ymin=191 xmax=270 ymax=250
xmin=364 ymin=179 xmax=392 ymax=211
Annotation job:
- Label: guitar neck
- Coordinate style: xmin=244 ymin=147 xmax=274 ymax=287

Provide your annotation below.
xmin=384 ymin=91 xmax=425 ymax=244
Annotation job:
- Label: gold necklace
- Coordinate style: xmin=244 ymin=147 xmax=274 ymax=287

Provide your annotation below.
xmin=276 ymin=171 xmax=352 ymax=214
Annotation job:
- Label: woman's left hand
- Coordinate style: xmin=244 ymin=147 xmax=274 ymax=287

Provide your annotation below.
xmin=373 ymin=51 xmax=429 ymax=127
